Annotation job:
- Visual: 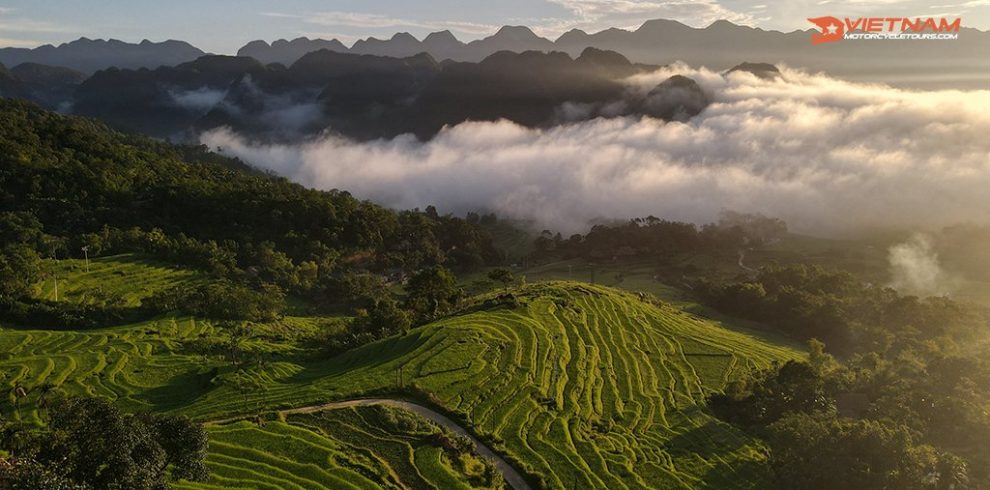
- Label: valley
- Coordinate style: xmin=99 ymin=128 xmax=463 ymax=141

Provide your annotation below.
xmin=2 ymin=9 xmax=989 ymax=488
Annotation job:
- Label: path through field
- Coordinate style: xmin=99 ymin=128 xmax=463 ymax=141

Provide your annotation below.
xmin=737 ymin=249 xmax=756 ymax=273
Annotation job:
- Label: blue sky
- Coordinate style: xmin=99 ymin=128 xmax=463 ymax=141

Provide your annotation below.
xmin=1 ymin=0 xmax=987 ymax=53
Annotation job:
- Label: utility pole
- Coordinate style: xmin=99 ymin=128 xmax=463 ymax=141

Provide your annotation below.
xmin=51 ymin=247 xmax=59 ymax=301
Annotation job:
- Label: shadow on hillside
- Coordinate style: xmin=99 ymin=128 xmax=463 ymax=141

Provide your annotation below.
xmin=663 ymin=420 xmax=747 ymax=459
xmin=700 ymin=458 xmax=771 ymax=488
xmin=661 ymin=419 xmax=774 ymax=486
xmin=137 ymin=368 xmax=216 ymax=410
xmin=285 ymin=330 xmax=433 ymax=383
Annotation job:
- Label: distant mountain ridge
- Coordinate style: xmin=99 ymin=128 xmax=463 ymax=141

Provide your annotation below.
xmin=2 ymin=19 xmax=987 ymax=88
xmin=0 ymin=62 xmax=27 ymax=99
xmin=237 ymin=19 xmax=990 ymax=89
xmin=238 ymin=38 xmax=349 ymax=66
xmin=0 ymin=38 xmax=205 ymax=74
xmin=0 ymin=60 xmax=87 ymax=108
xmin=236 ymin=25 xmax=557 ymax=65
xmin=69 ymin=47 xmax=703 ymax=141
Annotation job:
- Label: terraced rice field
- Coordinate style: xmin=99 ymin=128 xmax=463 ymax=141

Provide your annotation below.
xmin=0 ymin=316 xmax=223 ymax=424
xmin=33 ymin=253 xmax=206 ymax=307
xmin=176 ymin=405 xmax=502 ymax=490
xmin=1 ymin=257 xmax=802 ymax=489
xmin=174 ymin=282 xmax=801 ymax=489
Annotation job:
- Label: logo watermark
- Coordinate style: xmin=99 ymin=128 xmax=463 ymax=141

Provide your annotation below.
xmin=808 ymin=16 xmax=961 ymax=44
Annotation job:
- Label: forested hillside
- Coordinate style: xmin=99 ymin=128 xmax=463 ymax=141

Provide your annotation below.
xmin=0 ymin=98 xmax=500 ymax=326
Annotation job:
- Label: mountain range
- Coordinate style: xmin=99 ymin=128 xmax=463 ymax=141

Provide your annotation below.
xmin=0 ymin=17 xmax=984 ymax=142
xmin=69 ymin=47 xmax=715 ymax=141
xmin=239 ymin=19 xmax=990 ymax=89
xmin=0 ymin=38 xmax=205 ymax=74
xmin=2 ymin=19 xmax=988 ymax=89
xmin=0 ymin=61 xmax=86 ymax=108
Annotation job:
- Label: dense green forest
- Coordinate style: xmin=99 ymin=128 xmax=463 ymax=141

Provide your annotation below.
xmin=529 ymin=212 xmax=787 ymax=261
xmin=0 ymin=98 xmax=499 ymax=326
xmin=700 ymin=265 xmax=990 ymax=487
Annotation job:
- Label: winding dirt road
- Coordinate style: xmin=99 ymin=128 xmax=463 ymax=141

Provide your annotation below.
xmin=738 ymin=249 xmax=757 ymax=273
xmin=222 ymin=399 xmax=533 ymax=490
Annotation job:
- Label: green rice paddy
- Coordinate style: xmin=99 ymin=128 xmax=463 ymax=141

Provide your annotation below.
xmin=1 ymin=255 xmax=803 ymax=489
xmin=175 ymin=405 xmax=502 ymax=490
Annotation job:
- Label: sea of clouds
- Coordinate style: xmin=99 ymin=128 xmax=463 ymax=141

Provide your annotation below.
xmin=200 ymin=63 xmax=990 ymax=236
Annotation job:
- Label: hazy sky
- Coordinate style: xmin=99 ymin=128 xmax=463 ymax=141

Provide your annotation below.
xmin=1 ymin=0 xmax=987 ymax=53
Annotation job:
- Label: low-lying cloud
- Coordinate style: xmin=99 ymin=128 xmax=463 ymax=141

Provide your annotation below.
xmin=168 ymin=87 xmax=227 ymax=113
xmin=219 ymin=77 xmax=326 ymax=138
xmin=201 ymin=64 xmax=990 ymax=235
xmin=888 ymin=233 xmax=955 ymax=297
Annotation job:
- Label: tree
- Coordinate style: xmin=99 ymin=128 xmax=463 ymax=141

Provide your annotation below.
xmin=140 ymin=414 xmax=209 ymax=483
xmin=355 ymin=299 xmax=411 ymax=337
xmin=807 ymin=339 xmax=838 ymax=375
xmin=4 ymin=396 xmax=210 ymax=489
xmin=709 ymin=360 xmax=832 ymax=426
xmin=0 ymin=244 xmax=41 ymax=301
xmin=317 ymin=270 xmax=389 ymax=312
xmin=0 ymin=212 xmax=45 ymax=253
xmin=39 ymin=397 xmax=165 ymax=489
xmin=248 ymin=241 xmax=297 ymax=289
xmin=0 ymin=458 xmax=87 ymax=490
xmin=767 ymin=413 xmax=967 ymax=490
xmin=487 ymin=268 xmax=515 ymax=291
xmin=405 ymin=266 xmax=461 ymax=321
xmin=145 ymin=281 xmax=285 ymax=321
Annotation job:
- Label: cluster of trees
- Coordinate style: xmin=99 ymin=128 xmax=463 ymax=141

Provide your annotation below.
xmin=404 ymin=266 xmax=463 ymax=322
xmin=0 ymin=98 xmax=505 ymax=328
xmin=694 ymin=264 xmax=984 ymax=353
xmin=0 ymin=396 xmax=208 ymax=489
xmin=711 ymin=341 xmax=985 ymax=489
xmin=700 ymin=263 xmax=990 ymax=487
xmin=325 ymin=265 xmax=520 ymax=354
xmin=145 ymin=281 xmax=286 ymax=322
xmin=766 ymin=411 xmax=967 ymax=489
xmin=0 ymin=212 xmax=44 ymax=302
xmin=532 ymin=212 xmax=786 ymax=261
xmin=322 ymin=265 xmax=464 ymax=354
xmin=0 ymin=299 xmax=140 ymax=330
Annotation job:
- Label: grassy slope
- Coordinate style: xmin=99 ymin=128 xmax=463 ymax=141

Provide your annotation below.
xmin=489 ymin=257 xmax=798 ymax=349
xmin=0 ymin=315 xmax=221 ymax=423
xmin=175 ymin=282 xmax=800 ymax=489
xmin=0 ymin=256 xmax=802 ymax=489
xmin=176 ymin=405 xmax=497 ymax=490
xmin=32 ymin=253 xmax=207 ymax=307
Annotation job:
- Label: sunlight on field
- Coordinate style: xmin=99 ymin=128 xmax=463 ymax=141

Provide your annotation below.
xmin=176 ymin=406 xmax=496 ymax=490
xmin=1 ymin=256 xmax=802 ymax=489
xmin=32 ymin=253 xmax=206 ymax=307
